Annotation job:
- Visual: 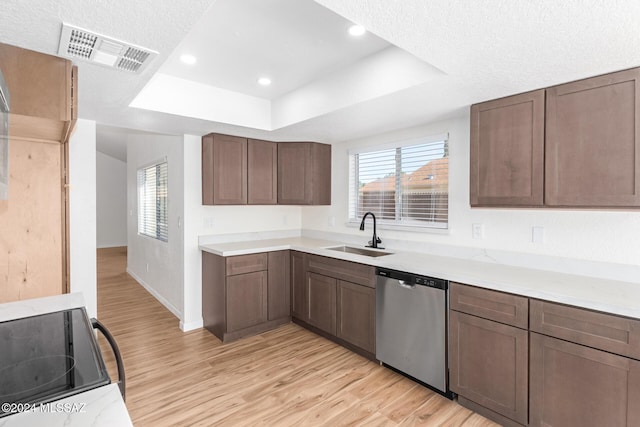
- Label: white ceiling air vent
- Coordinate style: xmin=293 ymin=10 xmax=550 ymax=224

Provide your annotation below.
xmin=58 ymin=23 xmax=158 ymax=73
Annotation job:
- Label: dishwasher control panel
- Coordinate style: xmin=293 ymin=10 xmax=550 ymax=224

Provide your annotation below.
xmin=376 ymin=268 xmax=448 ymax=290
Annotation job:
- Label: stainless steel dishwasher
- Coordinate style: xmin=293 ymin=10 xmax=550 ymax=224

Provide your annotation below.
xmin=376 ymin=267 xmax=449 ymax=395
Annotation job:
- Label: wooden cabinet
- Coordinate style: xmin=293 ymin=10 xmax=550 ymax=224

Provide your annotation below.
xmin=292 ymin=253 xmax=375 ymax=357
xmin=202 ymin=135 xmax=330 ymax=206
xmin=202 ymin=251 xmax=291 ymax=342
xmin=306 ymin=272 xmax=336 ymax=335
xmin=290 ymin=251 xmax=307 ymax=320
xmin=248 ymin=139 xmax=277 ymax=205
xmin=267 ymin=251 xmax=290 ymax=321
xmin=529 ymin=299 xmax=640 ymax=427
xmin=0 ymin=42 xmax=77 ymax=143
xmin=336 ymin=280 xmax=375 ymax=354
xmin=470 ymin=90 xmax=545 ymax=207
xmin=202 ymin=134 xmax=247 ymax=205
xmin=471 ymin=67 xmax=640 ymax=208
xmin=545 ymin=68 xmax=640 ymax=207
xmin=449 ymin=282 xmax=529 ymax=426
xmin=530 ymin=332 xmax=640 ymax=427
xmin=277 ymin=142 xmax=331 ymax=205
xmin=0 ymin=43 xmax=76 ymax=304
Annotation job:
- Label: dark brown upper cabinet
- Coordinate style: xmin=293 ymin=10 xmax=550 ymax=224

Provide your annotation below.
xmin=545 ymin=68 xmax=640 ymax=207
xmin=247 ymin=139 xmax=278 ymax=205
xmin=471 ymin=67 xmax=640 ymax=209
xmin=278 ymin=142 xmax=331 ymax=205
xmin=202 ymin=133 xmax=247 ymax=205
xmin=470 ymin=90 xmax=545 ymax=207
xmin=202 ymin=135 xmax=330 ymax=206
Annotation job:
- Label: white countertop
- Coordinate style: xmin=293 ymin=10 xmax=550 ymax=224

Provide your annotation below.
xmin=0 ymin=294 xmax=133 ymax=427
xmin=200 ymin=237 xmax=640 ymax=320
xmin=0 ymin=384 xmax=132 ymax=427
xmin=0 ymin=293 xmax=85 ymax=323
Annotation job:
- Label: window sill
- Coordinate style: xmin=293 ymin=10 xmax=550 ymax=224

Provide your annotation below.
xmin=345 ymin=220 xmax=449 ymax=234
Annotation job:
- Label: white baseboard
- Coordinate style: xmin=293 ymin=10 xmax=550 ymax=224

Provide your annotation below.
xmin=180 ymin=319 xmax=203 ymax=332
xmin=126 ymin=268 xmax=182 ymax=321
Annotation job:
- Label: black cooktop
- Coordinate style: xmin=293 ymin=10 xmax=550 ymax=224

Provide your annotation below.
xmin=0 ymin=308 xmax=110 ymax=417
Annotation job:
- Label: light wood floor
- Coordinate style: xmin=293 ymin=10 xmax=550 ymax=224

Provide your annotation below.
xmin=96 ymin=248 xmax=499 ymax=427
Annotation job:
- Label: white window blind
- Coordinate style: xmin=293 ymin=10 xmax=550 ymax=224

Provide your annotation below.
xmin=137 ymin=161 xmax=168 ymax=242
xmin=348 ymin=136 xmax=449 ymax=229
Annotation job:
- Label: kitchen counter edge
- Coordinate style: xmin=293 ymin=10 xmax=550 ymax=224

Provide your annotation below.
xmin=199 ymin=238 xmax=640 ymax=320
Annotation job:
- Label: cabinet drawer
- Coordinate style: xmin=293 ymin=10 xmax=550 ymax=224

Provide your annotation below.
xmin=226 ymin=253 xmax=268 ymax=276
xmin=450 ymin=282 xmax=528 ymax=329
xmin=530 ymin=299 xmax=640 ymax=359
xmin=307 ymin=254 xmax=375 ymax=288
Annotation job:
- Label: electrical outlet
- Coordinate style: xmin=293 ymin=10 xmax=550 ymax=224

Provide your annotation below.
xmin=328 ymin=216 xmax=335 ymax=227
xmin=203 ymin=217 xmax=214 ymax=228
xmin=472 ymin=223 xmax=484 ymax=239
xmin=146 ymin=263 xmax=149 ymax=272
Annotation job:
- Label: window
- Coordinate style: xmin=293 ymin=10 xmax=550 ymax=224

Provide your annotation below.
xmin=137 ymin=160 xmax=168 ymax=242
xmin=348 ymin=134 xmax=449 ymax=230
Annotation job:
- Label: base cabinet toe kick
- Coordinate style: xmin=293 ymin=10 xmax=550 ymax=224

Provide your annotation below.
xmin=449 ymin=282 xmax=640 ymax=427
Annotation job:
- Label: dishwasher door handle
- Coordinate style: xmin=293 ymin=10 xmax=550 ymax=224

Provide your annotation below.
xmin=397 ymin=280 xmax=415 ymax=289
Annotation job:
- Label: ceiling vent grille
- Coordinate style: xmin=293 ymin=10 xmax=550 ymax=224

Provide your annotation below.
xmin=58 ymin=23 xmax=158 ymax=73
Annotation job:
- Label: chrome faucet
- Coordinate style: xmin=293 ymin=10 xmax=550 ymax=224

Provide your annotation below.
xmin=359 ymin=212 xmax=383 ymax=249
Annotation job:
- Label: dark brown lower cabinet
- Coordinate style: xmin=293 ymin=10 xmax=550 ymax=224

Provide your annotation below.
xmin=306 ymin=272 xmax=336 ymax=335
xmin=290 ymin=251 xmax=307 ymax=320
xmin=202 ymin=251 xmax=291 ymax=342
xmin=267 ymin=251 xmax=290 ymax=321
xmin=291 ymin=253 xmax=375 ymax=357
xmin=530 ymin=332 xmax=640 ymax=427
xmin=449 ymin=310 xmax=528 ymax=426
xmin=336 ymin=280 xmax=375 ymax=354
xmin=226 ymin=271 xmax=267 ymax=332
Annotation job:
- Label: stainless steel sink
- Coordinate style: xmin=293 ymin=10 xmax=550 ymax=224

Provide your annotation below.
xmin=326 ymin=245 xmax=392 ymax=257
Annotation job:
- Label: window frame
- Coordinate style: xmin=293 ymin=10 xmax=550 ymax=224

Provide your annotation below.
xmin=347 ymin=133 xmax=449 ymax=232
xmin=137 ymin=159 xmax=169 ymax=243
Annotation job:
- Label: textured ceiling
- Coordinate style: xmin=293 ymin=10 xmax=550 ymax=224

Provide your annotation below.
xmin=2 ymin=0 xmax=640 ymax=144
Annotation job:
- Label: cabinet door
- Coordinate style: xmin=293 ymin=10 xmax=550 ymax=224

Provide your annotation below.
xmin=546 ymin=68 xmax=640 ymax=207
xmin=278 ymin=142 xmax=311 ymax=204
xmin=226 ymin=271 xmax=267 ymax=332
xmin=336 ymin=280 xmax=375 ymax=353
xmin=248 ymin=139 xmax=277 ymax=205
xmin=306 ymin=272 xmax=336 ymax=335
xmin=290 ymin=251 xmax=307 ymax=320
xmin=470 ymin=90 xmax=545 ymax=207
xmin=449 ymin=311 xmax=528 ymax=425
xmin=267 ymin=251 xmax=290 ymax=321
xmin=530 ymin=332 xmax=640 ymax=427
xmin=205 ymin=134 xmax=247 ymax=205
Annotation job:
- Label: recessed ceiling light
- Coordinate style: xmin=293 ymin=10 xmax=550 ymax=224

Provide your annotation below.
xmin=180 ymin=54 xmax=197 ymax=65
xmin=348 ymin=24 xmax=366 ymax=36
xmin=258 ymin=77 xmax=272 ymax=86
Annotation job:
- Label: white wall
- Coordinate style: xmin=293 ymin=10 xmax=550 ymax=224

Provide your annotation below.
xmin=126 ymin=133 xmax=184 ymax=319
xmin=182 ymin=134 xmax=302 ymax=330
xmin=96 ymin=151 xmax=127 ymax=248
xmin=302 ymin=113 xmax=640 ymax=267
xmin=69 ymin=119 xmax=97 ymax=318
